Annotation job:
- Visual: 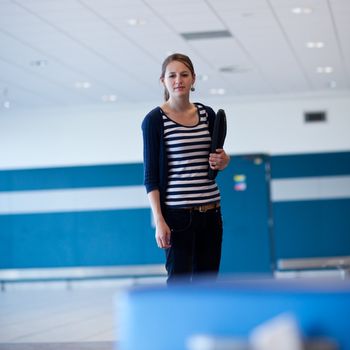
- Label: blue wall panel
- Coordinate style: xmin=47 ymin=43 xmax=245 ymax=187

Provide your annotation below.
xmin=0 ymin=163 xmax=143 ymax=191
xmin=271 ymin=151 xmax=350 ymax=178
xmin=0 ymin=209 xmax=163 ymax=268
xmin=271 ymin=151 xmax=350 ymax=260
xmin=273 ymin=199 xmax=350 ymax=259
xmin=1 ymin=151 xmax=349 ymax=270
xmin=0 ymin=163 xmax=164 ymax=269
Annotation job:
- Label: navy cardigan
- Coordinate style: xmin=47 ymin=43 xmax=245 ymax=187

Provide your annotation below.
xmin=141 ymin=103 xmax=216 ymax=212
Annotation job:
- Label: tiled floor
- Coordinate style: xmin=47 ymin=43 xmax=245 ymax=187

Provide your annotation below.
xmin=0 ymin=278 xmax=166 ymax=350
xmin=0 ymin=342 xmax=113 ymax=350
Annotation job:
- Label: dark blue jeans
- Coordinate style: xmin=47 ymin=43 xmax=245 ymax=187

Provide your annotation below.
xmin=164 ymin=207 xmax=223 ymax=284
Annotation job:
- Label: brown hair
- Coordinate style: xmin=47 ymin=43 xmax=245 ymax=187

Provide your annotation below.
xmin=160 ymin=53 xmax=195 ymax=101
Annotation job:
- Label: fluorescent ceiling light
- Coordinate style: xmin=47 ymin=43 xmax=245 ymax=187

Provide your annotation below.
xmin=292 ymin=7 xmax=312 ymax=14
xmin=102 ymin=95 xmax=117 ymax=102
xmin=75 ymin=82 xmax=91 ymax=89
xmin=197 ymin=74 xmax=209 ymax=81
xmin=306 ymin=42 xmax=325 ymax=48
xmin=210 ymin=88 xmax=226 ymax=95
xmin=127 ymin=18 xmax=146 ymax=26
xmin=316 ymin=66 xmax=333 ymax=74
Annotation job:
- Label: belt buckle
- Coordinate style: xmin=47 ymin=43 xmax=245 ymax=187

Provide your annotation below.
xmin=198 ymin=205 xmax=207 ymax=213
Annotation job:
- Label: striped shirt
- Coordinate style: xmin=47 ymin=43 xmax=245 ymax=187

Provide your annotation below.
xmin=162 ymin=104 xmax=221 ymax=207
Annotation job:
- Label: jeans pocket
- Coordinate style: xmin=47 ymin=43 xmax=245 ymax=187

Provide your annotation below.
xmin=165 ymin=209 xmax=192 ymax=232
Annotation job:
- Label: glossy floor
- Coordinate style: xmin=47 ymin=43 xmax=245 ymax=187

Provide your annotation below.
xmin=0 ymin=278 xmax=166 ymax=350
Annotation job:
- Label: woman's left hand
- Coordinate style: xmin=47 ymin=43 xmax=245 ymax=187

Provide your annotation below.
xmin=209 ymin=149 xmax=230 ymax=170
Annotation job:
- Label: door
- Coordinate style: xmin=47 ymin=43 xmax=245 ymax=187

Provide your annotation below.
xmin=218 ymin=154 xmax=274 ymax=274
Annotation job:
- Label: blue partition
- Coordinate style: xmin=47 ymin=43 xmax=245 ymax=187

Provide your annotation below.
xmin=117 ymin=278 xmax=350 ymax=350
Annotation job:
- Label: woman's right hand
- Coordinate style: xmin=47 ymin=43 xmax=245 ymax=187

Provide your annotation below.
xmin=155 ymin=219 xmax=172 ymax=249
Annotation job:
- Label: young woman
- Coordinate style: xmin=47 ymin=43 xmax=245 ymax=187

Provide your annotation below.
xmin=142 ymin=53 xmax=230 ymax=283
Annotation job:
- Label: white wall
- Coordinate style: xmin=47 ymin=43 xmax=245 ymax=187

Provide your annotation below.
xmin=220 ymin=91 xmax=350 ymax=156
xmin=0 ymin=91 xmax=349 ymax=170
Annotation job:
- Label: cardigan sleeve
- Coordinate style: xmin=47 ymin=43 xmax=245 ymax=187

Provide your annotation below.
xmin=195 ymin=102 xmax=216 ymax=136
xmin=141 ymin=108 xmax=161 ymax=194
xmin=204 ymin=105 xmax=216 ymax=136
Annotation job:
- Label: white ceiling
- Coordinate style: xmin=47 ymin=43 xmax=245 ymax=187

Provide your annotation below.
xmin=0 ymin=0 xmax=349 ymax=111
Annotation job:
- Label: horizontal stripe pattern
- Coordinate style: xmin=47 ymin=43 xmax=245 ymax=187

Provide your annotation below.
xmin=0 ymin=163 xmax=143 ymax=191
xmin=0 ymin=185 xmax=149 ymax=215
xmin=271 ymin=152 xmax=350 ymax=179
xmin=162 ymin=105 xmax=220 ymax=207
xmin=271 ymin=175 xmax=350 ymax=202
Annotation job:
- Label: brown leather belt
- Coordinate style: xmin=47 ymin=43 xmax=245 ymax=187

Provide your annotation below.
xmin=190 ymin=202 xmax=220 ymax=213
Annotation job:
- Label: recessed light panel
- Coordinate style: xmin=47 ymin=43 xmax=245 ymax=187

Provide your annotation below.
xmin=197 ymin=74 xmax=209 ymax=81
xmin=316 ymin=66 xmax=333 ymax=74
xmin=127 ymin=18 xmax=146 ymax=26
xmin=210 ymin=88 xmax=226 ymax=95
xmin=102 ymin=95 xmax=117 ymax=102
xmin=292 ymin=7 xmax=312 ymax=14
xmin=306 ymin=42 xmax=324 ymax=48
xmin=75 ymin=82 xmax=91 ymax=89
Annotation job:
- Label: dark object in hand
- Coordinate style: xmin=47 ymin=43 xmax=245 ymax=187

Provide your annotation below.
xmin=208 ymin=109 xmax=227 ymax=180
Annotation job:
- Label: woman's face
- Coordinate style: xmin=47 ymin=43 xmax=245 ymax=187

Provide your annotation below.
xmin=162 ymin=60 xmax=195 ymax=99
